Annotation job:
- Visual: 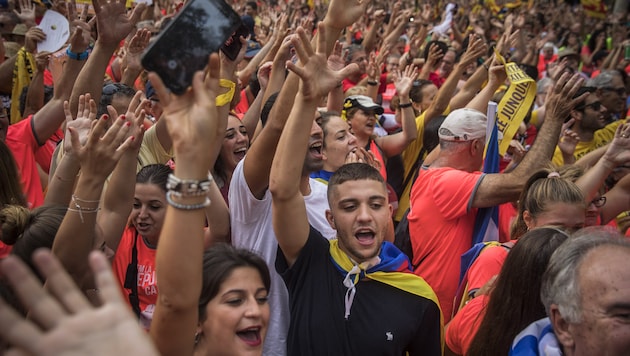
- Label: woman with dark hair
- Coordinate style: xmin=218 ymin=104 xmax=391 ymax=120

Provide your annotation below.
xmin=149 ymin=54 xmax=270 ymax=355
xmin=0 ymin=140 xmax=27 ymax=209
xmin=0 ymin=204 xmax=67 ymax=277
xmin=446 ymin=227 xmax=570 ymax=356
xmin=213 ymin=113 xmax=250 ymax=204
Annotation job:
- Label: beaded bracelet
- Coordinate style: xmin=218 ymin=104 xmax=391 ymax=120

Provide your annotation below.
xmin=166 ymin=191 xmax=211 ymax=210
xmin=399 ymin=102 xmax=413 ymax=109
xmin=166 ymin=173 xmax=213 ymax=197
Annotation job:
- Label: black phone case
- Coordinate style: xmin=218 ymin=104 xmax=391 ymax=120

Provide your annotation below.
xmin=141 ymin=0 xmax=241 ymax=94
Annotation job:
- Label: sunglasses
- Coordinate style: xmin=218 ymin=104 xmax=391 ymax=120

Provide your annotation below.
xmin=602 ymin=87 xmax=626 ymax=96
xmin=102 ymin=83 xmax=127 ymax=96
xmin=582 ymin=101 xmax=603 ymax=111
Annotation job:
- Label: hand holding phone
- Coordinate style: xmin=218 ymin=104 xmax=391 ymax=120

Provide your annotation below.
xmin=141 ymin=0 xmax=241 ymax=94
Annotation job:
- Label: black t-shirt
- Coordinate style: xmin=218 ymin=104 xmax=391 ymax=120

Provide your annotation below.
xmin=276 ymin=226 xmax=442 ymax=356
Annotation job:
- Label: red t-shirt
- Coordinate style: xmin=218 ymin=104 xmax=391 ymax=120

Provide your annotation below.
xmin=446 ymin=294 xmax=489 ymax=355
xmin=467 ymin=241 xmax=513 ymax=292
xmin=112 ymin=226 xmax=157 ymax=330
xmin=408 ymin=167 xmax=483 ymax=322
xmin=5 ymin=116 xmax=45 ymax=208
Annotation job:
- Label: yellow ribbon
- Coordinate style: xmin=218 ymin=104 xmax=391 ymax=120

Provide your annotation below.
xmin=215 ymin=79 xmax=236 ymax=107
xmin=494 ymin=50 xmax=537 ymax=156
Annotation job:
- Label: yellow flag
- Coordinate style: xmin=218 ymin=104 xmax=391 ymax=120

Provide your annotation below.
xmin=495 ymin=52 xmax=536 ymax=156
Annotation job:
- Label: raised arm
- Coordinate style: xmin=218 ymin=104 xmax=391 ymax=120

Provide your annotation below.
xmin=68 ymin=0 xmax=145 ymax=115
xmin=374 ymin=64 xmax=418 ymax=157
xmin=149 ymin=54 xmax=221 ymax=356
xmin=97 ymin=92 xmax=147 ymax=252
xmin=270 ymin=25 xmax=357 ymax=266
xmin=472 ymin=73 xmax=587 ymax=208
xmin=52 ymin=97 xmax=136 ymax=287
xmin=31 ymin=23 xmax=90 ymax=145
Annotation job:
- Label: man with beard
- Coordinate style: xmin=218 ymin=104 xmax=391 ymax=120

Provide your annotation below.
xmin=589 ymin=70 xmax=627 ymax=121
xmin=552 ymin=86 xmax=622 ymax=166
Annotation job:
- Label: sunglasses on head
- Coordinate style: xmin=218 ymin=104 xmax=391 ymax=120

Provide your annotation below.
xmin=102 ymin=83 xmax=126 ymax=96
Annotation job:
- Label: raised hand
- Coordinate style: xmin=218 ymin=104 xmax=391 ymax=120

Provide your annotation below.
xmin=602 ymin=124 xmax=630 ymax=167
xmin=545 ymin=72 xmax=587 ymax=124
xmin=286 ymin=24 xmax=359 ymax=100
xmin=394 ymin=64 xmax=418 ymax=98
xmin=122 ymin=28 xmax=151 ymax=72
xmin=93 ymin=0 xmax=146 ymax=47
xmin=0 ymin=250 xmax=159 ymax=355
xmin=34 ymin=51 xmax=51 ymax=73
xmin=106 ymin=91 xmax=147 ymax=152
xmin=327 ymin=41 xmax=345 ymax=72
xmin=63 ymin=94 xmax=96 ymax=154
xmin=323 ymin=0 xmax=370 ymax=31
xmin=425 ymin=43 xmax=444 ymax=72
xmin=13 ymin=0 xmax=36 ymax=27
xmin=149 ymin=54 xmax=221 ymax=174
xmin=24 ymin=27 xmax=46 ymax=53
xmin=487 ymin=56 xmax=508 ymax=88
xmin=69 ymin=103 xmax=134 ymax=178
xmin=459 ymin=34 xmax=488 ymax=68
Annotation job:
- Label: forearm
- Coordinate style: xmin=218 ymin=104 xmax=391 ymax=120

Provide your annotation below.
xmin=204 ymin=181 xmax=230 ymax=244
xmin=23 ymin=70 xmax=45 ymax=117
xmin=52 ymin=174 xmax=107 ymax=285
xmin=399 ymin=95 xmax=418 ymax=142
xmin=363 ymin=21 xmax=382 ymax=53
xmin=0 ymin=54 xmax=17 ymax=94
xmin=576 ymin=156 xmax=615 ymax=202
xmin=575 ymin=144 xmax=607 ymax=168
xmin=269 ymin=94 xmax=318 ymax=200
xmin=327 ymin=83 xmax=344 ymax=112
xmin=242 ymin=88 xmax=264 ymax=137
xmin=426 ymin=65 xmax=465 ymax=119
xmin=509 ymin=118 xmax=562 ymax=181
xmin=44 ymin=153 xmax=80 ymax=206
xmin=100 ymin=151 xmax=137 ymax=251
xmin=120 ymin=65 xmax=143 ymax=88
xmin=465 ymin=75 xmax=499 ymax=113
xmin=450 ymin=65 xmax=487 ymax=110
xmin=33 ymin=56 xmax=86 ymax=143
xmin=69 ymin=42 xmax=119 ymax=115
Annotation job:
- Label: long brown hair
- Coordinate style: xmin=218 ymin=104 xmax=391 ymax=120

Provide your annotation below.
xmin=466 ymin=227 xmax=569 ymax=356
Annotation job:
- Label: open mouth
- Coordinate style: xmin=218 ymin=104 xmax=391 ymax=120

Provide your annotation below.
xmin=355 ymin=229 xmax=375 ymax=246
xmin=234 ymin=147 xmax=247 ymax=161
xmin=236 ymin=326 xmax=262 ymax=347
xmin=309 ymin=141 xmax=323 ymax=158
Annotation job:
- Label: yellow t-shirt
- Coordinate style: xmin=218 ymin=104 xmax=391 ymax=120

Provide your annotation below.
xmin=552 ymin=119 xmax=623 ymax=167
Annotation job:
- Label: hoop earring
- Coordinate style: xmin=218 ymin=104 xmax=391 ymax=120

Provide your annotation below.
xmin=195 ymin=331 xmax=202 ymax=345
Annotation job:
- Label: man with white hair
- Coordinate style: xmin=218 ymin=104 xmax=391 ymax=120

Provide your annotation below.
xmin=510 ymin=231 xmax=630 ymax=355
xmin=407 ymin=67 xmax=586 ymax=321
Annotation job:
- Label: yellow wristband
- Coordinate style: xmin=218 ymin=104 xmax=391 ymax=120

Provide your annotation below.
xmin=215 ymin=79 xmax=236 ymax=107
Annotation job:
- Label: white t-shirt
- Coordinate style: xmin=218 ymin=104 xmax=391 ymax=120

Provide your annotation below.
xmin=229 ymin=160 xmax=336 ymax=356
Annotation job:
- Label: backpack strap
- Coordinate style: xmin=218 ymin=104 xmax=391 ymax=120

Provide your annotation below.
xmin=123 ymin=231 xmax=142 ymax=319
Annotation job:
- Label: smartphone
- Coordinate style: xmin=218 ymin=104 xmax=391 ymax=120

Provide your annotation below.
xmin=220 ymin=22 xmax=249 ymax=61
xmin=141 ymin=0 xmax=241 ymax=94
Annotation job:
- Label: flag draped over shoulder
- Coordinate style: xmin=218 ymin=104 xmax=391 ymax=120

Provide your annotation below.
xmin=495 ymin=53 xmax=537 ymax=156
xmin=471 ymin=101 xmax=500 ymax=245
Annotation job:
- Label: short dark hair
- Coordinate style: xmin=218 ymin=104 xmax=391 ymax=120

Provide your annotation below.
xmin=198 ymin=243 xmax=270 ymax=321
xmin=245 ymin=1 xmax=257 ymax=10
xmin=328 ymin=163 xmax=385 ymax=203
xmin=98 ymin=83 xmax=136 ymax=117
xmin=136 ymin=164 xmax=172 ymax=192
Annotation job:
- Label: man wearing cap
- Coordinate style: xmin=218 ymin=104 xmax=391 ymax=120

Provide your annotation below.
xmin=407 ymin=65 xmax=586 ymax=321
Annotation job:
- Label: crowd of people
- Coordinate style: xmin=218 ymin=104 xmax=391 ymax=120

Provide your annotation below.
xmin=0 ymin=0 xmax=629 ymax=354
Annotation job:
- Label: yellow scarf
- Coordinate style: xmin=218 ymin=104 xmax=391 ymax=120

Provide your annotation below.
xmin=11 ymin=47 xmax=35 ymax=124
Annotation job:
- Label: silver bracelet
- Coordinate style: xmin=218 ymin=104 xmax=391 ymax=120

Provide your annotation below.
xmin=166 ymin=191 xmax=211 ymax=210
xmin=166 ymin=173 xmax=213 ymax=197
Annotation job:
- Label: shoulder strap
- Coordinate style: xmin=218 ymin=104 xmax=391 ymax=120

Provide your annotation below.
xmin=402 ymin=147 xmax=427 ymax=192
xmin=123 ymin=231 xmax=142 ymax=318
